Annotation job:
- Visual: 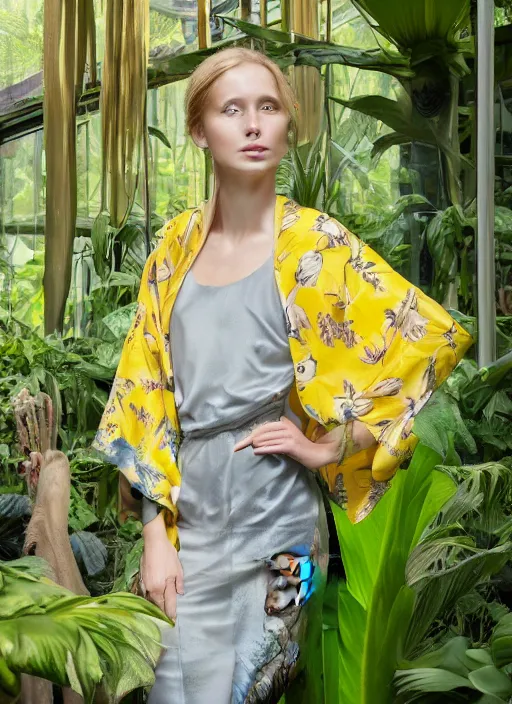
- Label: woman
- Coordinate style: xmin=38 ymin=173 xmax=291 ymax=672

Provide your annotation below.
xmin=94 ymin=48 xmax=472 ymax=704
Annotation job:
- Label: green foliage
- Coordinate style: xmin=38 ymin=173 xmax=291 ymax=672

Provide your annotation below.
xmin=413 ymin=357 xmax=512 ymax=463
xmin=395 ymin=618 xmax=512 ymax=702
xmin=332 ymin=445 xmax=457 ymax=704
xmin=0 ymin=320 xmax=116 ymax=479
xmin=0 ymin=557 xmax=172 ymax=704
xmin=326 ymin=346 xmax=512 ymax=703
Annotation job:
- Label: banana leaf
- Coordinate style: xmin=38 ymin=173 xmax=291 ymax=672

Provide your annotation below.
xmin=219 ymin=17 xmax=414 ymax=78
xmin=333 ymin=445 xmax=457 ymax=704
xmin=0 ymin=557 xmax=172 ymax=704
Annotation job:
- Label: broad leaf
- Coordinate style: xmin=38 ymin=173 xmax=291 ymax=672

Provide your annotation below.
xmin=329 ymin=93 xmax=437 ymax=146
xmin=337 ymin=580 xmax=367 ymax=704
xmin=0 ymin=558 xmax=172 ymax=704
xmin=349 ymin=0 xmax=470 ymax=54
xmin=491 ymin=613 xmax=512 ymax=669
xmin=397 ymin=636 xmax=473 ymax=677
xmin=468 ymin=665 xmax=512 ymax=697
xmin=405 ymin=543 xmax=512 ymax=656
xmin=102 ymin=302 xmax=138 ymax=338
xmin=395 ymin=667 xmax=471 ymax=694
xmin=333 ymin=445 xmax=455 ymax=704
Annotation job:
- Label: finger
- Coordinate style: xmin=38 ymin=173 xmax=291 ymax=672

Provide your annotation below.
xmin=251 ymin=421 xmax=284 ymax=436
xmin=233 ymin=433 xmax=253 ymax=452
xmin=252 ymin=430 xmax=288 ymax=447
xmin=147 ymin=590 xmax=166 ymax=609
xmin=164 ymin=579 xmax=177 ymax=620
xmin=253 ymin=443 xmax=288 ymax=455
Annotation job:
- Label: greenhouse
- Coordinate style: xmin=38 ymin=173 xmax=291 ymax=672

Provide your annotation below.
xmin=1 ymin=0 xmax=511 ymax=702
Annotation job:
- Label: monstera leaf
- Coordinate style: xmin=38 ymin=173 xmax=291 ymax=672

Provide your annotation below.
xmin=0 ymin=557 xmax=172 ymax=703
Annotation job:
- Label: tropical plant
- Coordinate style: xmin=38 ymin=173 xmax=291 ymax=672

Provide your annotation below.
xmin=323 ymin=347 xmax=512 ymax=703
xmin=395 ymin=616 xmax=512 ymax=702
xmin=413 ymin=354 xmax=512 ymax=463
xmin=43 ymin=0 xmax=96 ymax=335
xmin=329 ymin=446 xmax=512 ymax=704
xmin=0 ymin=556 xmax=171 ymax=704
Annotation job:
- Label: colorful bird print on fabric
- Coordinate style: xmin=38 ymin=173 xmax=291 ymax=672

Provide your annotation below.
xmin=93 ymin=195 xmax=473 ymax=545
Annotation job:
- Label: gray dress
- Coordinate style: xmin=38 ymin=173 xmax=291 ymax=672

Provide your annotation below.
xmin=146 ymin=255 xmax=329 ymax=704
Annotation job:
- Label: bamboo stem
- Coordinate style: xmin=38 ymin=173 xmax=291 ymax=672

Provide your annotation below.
xmin=260 ymin=0 xmax=267 ymax=27
xmin=197 ymin=0 xmax=211 ymax=50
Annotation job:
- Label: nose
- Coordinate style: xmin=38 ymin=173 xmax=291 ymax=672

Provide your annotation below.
xmin=244 ymin=108 xmax=261 ymax=138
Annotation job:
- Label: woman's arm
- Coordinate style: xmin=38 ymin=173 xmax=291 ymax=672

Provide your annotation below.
xmin=141 ymin=510 xmax=184 ymax=620
xmin=233 ymin=416 xmax=377 ymax=471
xmin=314 ymin=420 xmax=377 ymax=466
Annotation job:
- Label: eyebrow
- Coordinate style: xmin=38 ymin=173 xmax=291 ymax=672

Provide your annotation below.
xmin=222 ymin=94 xmax=281 ymax=106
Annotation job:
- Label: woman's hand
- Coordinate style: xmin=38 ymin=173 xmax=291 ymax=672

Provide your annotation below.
xmin=233 ymin=415 xmax=339 ymax=471
xmin=141 ymin=512 xmax=184 ymax=620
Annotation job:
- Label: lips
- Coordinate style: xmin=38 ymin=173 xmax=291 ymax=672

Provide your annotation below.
xmin=241 ymin=145 xmax=268 ymax=152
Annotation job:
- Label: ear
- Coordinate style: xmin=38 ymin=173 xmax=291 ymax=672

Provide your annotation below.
xmin=191 ymin=124 xmax=208 ymax=150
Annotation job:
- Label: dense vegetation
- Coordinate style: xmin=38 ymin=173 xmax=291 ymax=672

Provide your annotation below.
xmin=0 ymin=1 xmax=511 ymax=702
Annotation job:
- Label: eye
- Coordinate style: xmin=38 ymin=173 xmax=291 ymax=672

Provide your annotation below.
xmin=262 ymin=104 xmax=277 ymax=111
xmin=224 ymin=105 xmax=239 ymax=115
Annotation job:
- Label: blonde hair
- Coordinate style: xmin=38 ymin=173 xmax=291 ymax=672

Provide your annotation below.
xmin=185 ymin=47 xmax=298 ymax=141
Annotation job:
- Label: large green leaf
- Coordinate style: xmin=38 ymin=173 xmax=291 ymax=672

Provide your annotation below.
xmin=413 ymin=388 xmax=477 ymax=459
xmin=333 ymin=446 xmax=456 ymax=704
xmin=349 ymin=0 xmax=470 ymax=52
xmin=0 ymin=558 xmax=172 ymax=703
xmin=102 ymin=302 xmax=138 ymax=338
xmin=321 ymin=580 xmax=343 ymax=704
xmin=337 ymin=580 xmax=367 ymax=704
xmin=362 ymin=451 xmax=456 ymax=703
xmin=468 ymin=666 xmax=512 ymax=698
xmin=331 ymin=496 xmax=389 ymax=612
xmin=405 ymin=543 xmax=512 ymax=657
xmin=395 ymin=667 xmax=471 ymax=695
xmin=329 ymin=93 xmax=444 ymax=149
xmin=491 ymin=613 xmax=512 ymax=669
xmin=218 ymin=16 xmax=414 ymax=78
xmin=397 ymin=635 xmax=473 ymax=676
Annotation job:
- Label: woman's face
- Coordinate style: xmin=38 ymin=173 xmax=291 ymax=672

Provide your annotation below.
xmin=194 ymin=62 xmax=290 ymax=175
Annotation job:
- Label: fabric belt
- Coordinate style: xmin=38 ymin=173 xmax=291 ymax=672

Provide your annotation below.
xmin=179 ymin=389 xmax=289 ymax=443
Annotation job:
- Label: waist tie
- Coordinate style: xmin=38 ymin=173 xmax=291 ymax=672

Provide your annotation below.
xmin=179 ymin=389 xmax=289 ymax=443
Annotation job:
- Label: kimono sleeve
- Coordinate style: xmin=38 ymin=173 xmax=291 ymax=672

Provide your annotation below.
xmin=92 ymin=248 xmax=180 ymax=541
xmin=317 ymin=222 xmax=473 ymax=492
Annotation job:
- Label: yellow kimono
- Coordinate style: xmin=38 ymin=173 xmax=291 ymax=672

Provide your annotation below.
xmin=93 ymin=195 xmax=473 ymax=548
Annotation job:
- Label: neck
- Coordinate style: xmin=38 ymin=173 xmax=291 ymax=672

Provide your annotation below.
xmin=209 ymin=171 xmax=277 ymax=242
